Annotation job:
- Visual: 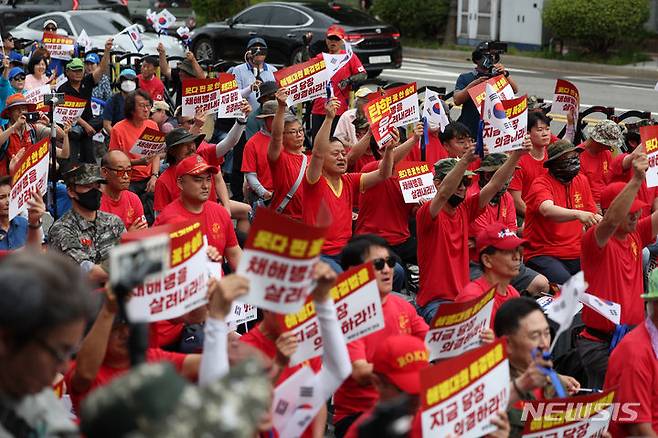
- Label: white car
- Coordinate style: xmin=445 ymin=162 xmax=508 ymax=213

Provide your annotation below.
xmin=10 ymin=10 xmax=186 ymax=58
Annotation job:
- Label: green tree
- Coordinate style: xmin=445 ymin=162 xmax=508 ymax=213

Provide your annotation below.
xmin=543 ymin=0 xmax=650 ymax=54
xmin=192 ymin=0 xmax=249 ymax=27
xmin=371 ymin=0 xmax=450 ymax=39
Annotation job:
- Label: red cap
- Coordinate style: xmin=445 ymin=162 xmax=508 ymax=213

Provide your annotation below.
xmin=175 ymin=154 xmax=218 ymax=179
xmin=372 ymin=335 xmax=429 ymax=394
xmin=326 ymin=24 xmax=346 ymax=39
xmin=600 ymin=181 xmax=648 ymax=213
xmin=476 ymin=222 xmax=528 ymax=255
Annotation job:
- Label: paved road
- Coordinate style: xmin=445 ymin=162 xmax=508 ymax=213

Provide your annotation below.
xmin=372 ymin=57 xmax=658 ymax=122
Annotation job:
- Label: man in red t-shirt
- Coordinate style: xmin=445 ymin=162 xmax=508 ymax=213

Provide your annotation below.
xmin=606 ymin=144 xmax=658 ymax=216
xmin=604 ymin=280 xmax=658 ymax=438
xmin=579 ymin=120 xmax=623 ymax=209
xmin=333 ymin=234 xmax=428 ymax=437
xmin=100 ymin=150 xmax=146 ymax=230
xmin=524 ymin=140 xmax=600 ymax=284
xmin=267 ymin=88 xmax=308 ymax=221
xmin=242 ymin=100 xmax=275 ymax=204
xmin=416 ymin=141 xmax=527 ymax=323
xmin=138 ymin=56 xmax=165 ymax=101
xmin=578 ymin=152 xmax=658 ymax=390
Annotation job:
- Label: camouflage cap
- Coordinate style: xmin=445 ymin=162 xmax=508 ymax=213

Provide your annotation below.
xmin=543 ymin=139 xmax=582 ymax=168
xmin=63 ymin=163 xmax=106 ymax=186
xmin=434 ymin=158 xmax=476 ymax=179
xmin=527 ymin=95 xmax=542 ymax=110
xmin=587 ymin=120 xmax=624 ymax=150
xmin=642 ymin=269 xmax=658 ymax=301
xmin=476 ymin=153 xmax=509 ymax=172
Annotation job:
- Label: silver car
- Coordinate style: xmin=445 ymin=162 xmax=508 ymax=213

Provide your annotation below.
xmin=10 ymin=10 xmax=186 ymax=57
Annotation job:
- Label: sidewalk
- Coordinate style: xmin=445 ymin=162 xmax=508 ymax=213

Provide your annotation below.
xmin=404 ymin=47 xmax=658 ymax=81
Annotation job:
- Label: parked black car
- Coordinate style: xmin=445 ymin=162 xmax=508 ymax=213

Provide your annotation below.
xmin=190 ymin=1 xmax=402 ymax=77
xmin=0 ymin=0 xmax=130 ymax=30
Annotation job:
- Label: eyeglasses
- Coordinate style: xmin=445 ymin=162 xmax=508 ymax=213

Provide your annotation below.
xmin=284 ymin=129 xmax=304 ymax=136
xmin=104 ymin=167 xmax=132 ymax=177
xmin=34 ymin=338 xmax=77 ymax=364
xmin=137 ymin=103 xmax=152 ymax=109
xmin=372 ymin=256 xmax=396 ymax=271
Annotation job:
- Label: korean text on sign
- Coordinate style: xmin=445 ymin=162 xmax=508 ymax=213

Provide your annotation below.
xmin=397 ymin=162 xmax=435 ymax=203
xmin=53 ymin=95 xmax=87 ymax=126
xmin=380 ymin=82 xmax=420 ymax=128
xmin=550 ymin=79 xmax=580 ymax=117
xmin=237 ymin=207 xmax=328 ymax=314
xmin=521 ymin=390 xmax=615 ymax=438
xmin=282 ymin=262 xmax=385 ymax=365
xmin=421 ymin=339 xmax=510 ymax=438
xmin=9 ymin=138 xmax=49 ymax=221
xmin=642 ymin=125 xmax=658 ymax=187
xmin=468 ymin=75 xmax=515 ymax=114
xmin=274 ymin=58 xmax=330 ymax=106
xmin=130 ymin=127 xmax=166 ymax=157
xmin=181 ymin=77 xmax=222 ymax=117
xmin=217 ymin=72 xmax=244 ymax=119
xmin=365 ymin=94 xmax=395 ymax=148
xmin=482 ymin=95 xmax=528 ymax=154
xmin=42 ymin=32 xmax=75 ymax=60
xmin=127 ymin=221 xmax=209 ymax=322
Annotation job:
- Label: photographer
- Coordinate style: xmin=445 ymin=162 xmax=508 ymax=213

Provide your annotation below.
xmin=452 ymin=41 xmax=519 ymax=137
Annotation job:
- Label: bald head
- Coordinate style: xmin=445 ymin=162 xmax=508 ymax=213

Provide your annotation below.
xmin=101 ymin=150 xmax=132 ymax=192
xmin=101 ymin=150 xmax=131 ymax=168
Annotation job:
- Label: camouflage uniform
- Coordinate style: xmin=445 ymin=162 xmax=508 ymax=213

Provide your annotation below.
xmin=48 ymin=164 xmax=125 ymax=265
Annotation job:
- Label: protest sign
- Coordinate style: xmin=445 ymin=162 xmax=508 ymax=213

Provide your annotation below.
xmin=9 ymin=138 xmax=49 ymax=221
xmin=521 ymin=390 xmax=615 ymax=438
xmin=274 ymin=57 xmax=330 ymax=106
xmin=272 ymin=366 xmax=319 ymax=438
xmin=421 ymin=339 xmax=510 ymax=438
xmin=546 ymin=271 xmax=587 ymax=351
xmin=217 ymin=73 xmax=243 ymax=119
xmin=53 ymin=95 xmax=87 ymax=125
xmin=380 ymin=82 xmax=420 ymax=128
xmin=423 ymin=89 xmax=449 ymax=132
xmin=42 ymin=32 xmax=75 ymax=61
xmin=181 ymin=77 xmax=222 ymax=117
xmin=425 ymin=288 xmax=495 ymax=361
xmin=125 ymin=24 xmax=144 ymax=52
xmin=483 ymin=83 xmax=515 ymax=137
xmin=227 ymin=302 xmax=258 ymax=330
xmin=129 ymin=127 xmax=166 ymax=157
xmin=580 ymin=293 xmax=621 ymax=325
xmin=550 ymin=79 xmax=580 ymax=117
xmin=482 ymin=95 xmax=528 ymax=153
xmin=237 ymin=207 xmax=328 ymax=314
xmin=122 ymin=221 xmax=209 ymax=322
xmin=364 ymin=93 xmax=396 ymax=148
xmin=397 ymin=162 xmax=435 ymax=203
xmin=642 ymin=125 xmax=658 ymax=187
xmin=281 ymin=262 xmax=384 ymax=366
xmin=468 ymin=75 xmax=515 ymax=115
xmin=24 ymin=85 xmax=50 ymax=112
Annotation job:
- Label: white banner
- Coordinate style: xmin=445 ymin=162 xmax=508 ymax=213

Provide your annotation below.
xmin=53 ymin=95 xmax=86 ymax=126
xmin=483 ymin=95 xmax=528 ymax=154
xmin=275 ymin=58 xmax=330 ymax=107
xmin=397 ymin=162 xmax=435 ymax=204
xmin=181 ymin=77 xmax=222 ymax=117
xmin=217 ymin=73 xmax=243 ymax=119
xmin=9 ymin=138 xmax=49 ymax=221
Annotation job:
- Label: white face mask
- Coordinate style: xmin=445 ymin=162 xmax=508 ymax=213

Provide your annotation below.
xmin=120 ymin=80 xmax=136 ymax=93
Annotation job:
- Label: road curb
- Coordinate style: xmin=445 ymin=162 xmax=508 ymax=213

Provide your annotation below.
xmin=404 ymin=47 xmax=658 ymax=81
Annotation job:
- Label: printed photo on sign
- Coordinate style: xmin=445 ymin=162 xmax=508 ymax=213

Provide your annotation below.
xmin=181 ymin=77 xmax=222 ymax=117
xmin=281 ymin=262 xmax=385 ymax=366
xmin=364 ymin=94 xmax=395 ymax=148
xmin=274 ymin=58 xmax=330 ymax=106
xmin=550 ymin=79 xmax=580 ymax=116
xmin=421 ymin=339 xmax=510 ymax=438
xmin=217 ymin=73 xmax=243 ymax=119
xmin=53 ymin=95 xmax=87 ymax=126
xmin=521 ymin=390 xmax=615 ymax=438
xmin=397 ymin=162 xmax=435 ymax=203
xmin=236 ymin=207 xmax=328 ymax=314
xmin=483 ymin=95 xmax=528 ymax=154
xmin=642 ymin=125 xmax=658 ymax=187
xmin=425 ymin=288 xmax=495 ymax=361
xmin=468 ymin=75 xmax=515 ymax=115
xmin=9 ymin=138 xmax=49 ymax=221
xmin=130 ymin=127 xmax=167 ymax=157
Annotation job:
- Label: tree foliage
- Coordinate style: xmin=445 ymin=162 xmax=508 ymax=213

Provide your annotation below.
xmin=543 ymin=0 xmax=650 ymax=53
xmin=371 ymin=0 xmax=450 ymax=39
xmin=192 ymin=0 xmax=249 ymax=27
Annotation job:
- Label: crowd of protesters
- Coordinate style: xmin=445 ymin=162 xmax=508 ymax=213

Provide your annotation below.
xmin=0 ymin=17 xmax=657 ymax=438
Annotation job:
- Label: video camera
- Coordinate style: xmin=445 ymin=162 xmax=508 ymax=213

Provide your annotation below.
xmin=472 ymin=41 xmax=508 ymax=77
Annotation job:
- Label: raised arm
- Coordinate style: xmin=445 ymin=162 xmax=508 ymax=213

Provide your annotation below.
xmin=267 ymin=87 xmax=288 ymax=163
xmin=428 ymin=146 xmax=477 ymax=218
xmin=478 ymin=139 xmax=530 ymax=209
xmin=307 ymin=98 xmax=340 ymax=183
xmin=186 ymin=51 xmax=206 ymax=79
xmin=345 ymin=130 xmax=372 ymax=169
xmin=361 ymin=135 xmax=396 ymax=190
xmin=393 ymin=122 xmax=423 ymax=164
xmin=157 ymin=42 xmax=171 ymax=80
xmin=93 ymin=38 xmax=113 ymax=84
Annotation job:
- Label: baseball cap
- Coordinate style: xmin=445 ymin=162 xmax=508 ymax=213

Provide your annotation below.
xmin=84 ymin=53 xmax=100 ymax=64
xmin=372 ymin=335 xmax=429 ymax=395
xmin=43 ymin=19 xmax=58 ymax=29
xmin=178 ymin=59 xmax=196 ymax=76
xmin=119 ymin=68 xmax=137 ymax=79
xmin=175 ymin=154 xmax=218 ymax=179
xmin=543 ymin=140 xmax=582 ymax=168
xmin=475 ymin=222 xmax=528 ymax=255
xmin=66 ymin=58 xmax=84 ymax=70
xmin=257 ymin=81 xmax=278 ymax=103
xmin=256 ymin=100 xmax=277 ymax=119
xmin=434 ymin=158 xmax=476 ymax=180
xmin=326 ymin=24 xmax=346 ymax=39
xmin=355 ymin=87 xmax=375 ymax=99
xmin=587 ymin=120 xmax=624 ymax=151
xmin=63 ymin=164 xmax=106 ymax=186
xmin=8 ymin=67 xmax=25 ymax=80
xmin=247 ymin=37 xmax=267 ymax=48
xmin=151 ymin=100 xmax=170 ymax=114
xmin=600 ymin=181 xmax=647 ymax=214
xmin=475 ymin=153 xmax=510 ymax=173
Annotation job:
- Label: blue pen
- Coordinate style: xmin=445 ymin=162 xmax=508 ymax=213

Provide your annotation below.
xmin=532 ymin=348 xmax=567 ymax=398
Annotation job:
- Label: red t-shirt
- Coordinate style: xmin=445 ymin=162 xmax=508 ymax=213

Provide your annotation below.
xmin=355 ymin=160 xmax=413 ymax=246
xmin=524 ymin=173 xmax=596 ymax=260
xmin=138 ymin=74 xmax=165 ymax=101
xmin=455 ymin=276 xmax=520 ymax=326
xmin=349 ymin=152 xmax=376 ymax=174
xmin=333 ymin=294 xmax=428 ymax=422
xmin=154 ymin=198 xmax=238 ymax=254
xmin=469 ymin=191 xmax=517 ymax=261
xmin=108 ymin=119 xmax=159 ymax=181
xmin=153 ymin=141 xmax=223 ymax=212
xmin=268 ymin=149 xmax=307 ymax=221
xmin=508 ymin=150 xmax=547 ymax=200
xmin=407 ymin=134 xmax=449 ymax=165
xmin=311 ymin=52 xmax=365 ymax=116
xmin=607 ymin=153 xmax=657 ymax=217
xmin=579 ymin=146 xmax=612 ymax=205
xmin=100 ymin=190 xmax=144 ymax=229
xmin=302 ymin=173 xmax=361 ymax=256
xmin=604 ymin=322 xmax=658 ymax=437
xmin=65 ymin=348 xmax=186 ymax=414
xmin=581 ymin=216 xmax=653 ymax=333
xmin=415 ymin=194 xmax=483 ymax=306
xmin=241 ymin=130 xmax=273 ymax=191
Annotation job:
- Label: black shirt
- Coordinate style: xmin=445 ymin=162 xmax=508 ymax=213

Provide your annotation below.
xmin=57 ymin=73 xmax=97 ymax=122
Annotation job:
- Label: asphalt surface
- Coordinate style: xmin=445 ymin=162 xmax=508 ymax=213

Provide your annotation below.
xmin=372 ymin=57 xmax=658 ymax=123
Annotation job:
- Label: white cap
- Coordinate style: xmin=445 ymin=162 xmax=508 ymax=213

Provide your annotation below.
xmin=43 ymin=19 xmax=58 ymax=29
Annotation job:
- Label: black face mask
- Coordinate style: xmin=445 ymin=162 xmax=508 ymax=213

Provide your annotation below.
xmin=478 ymin=174 xmax=509 ymax=205
xmin=549 ymin=156 xmax=581 ymax=184
xmin=75 ymin=188 xmax=102 ymax=211
xmin=448 ymin=194 xmax=464 ymax=207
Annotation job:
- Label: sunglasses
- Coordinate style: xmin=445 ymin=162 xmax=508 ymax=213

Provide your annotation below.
xmin=372 ymin=256 xmax=396 ymax=271
xmin=327 ymin=36 xmax=342 ymax=41
xmin=104 ymin=167 xmax=132 ymax=177
xmin=12 ymin=75 xmax=26 ymax=81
